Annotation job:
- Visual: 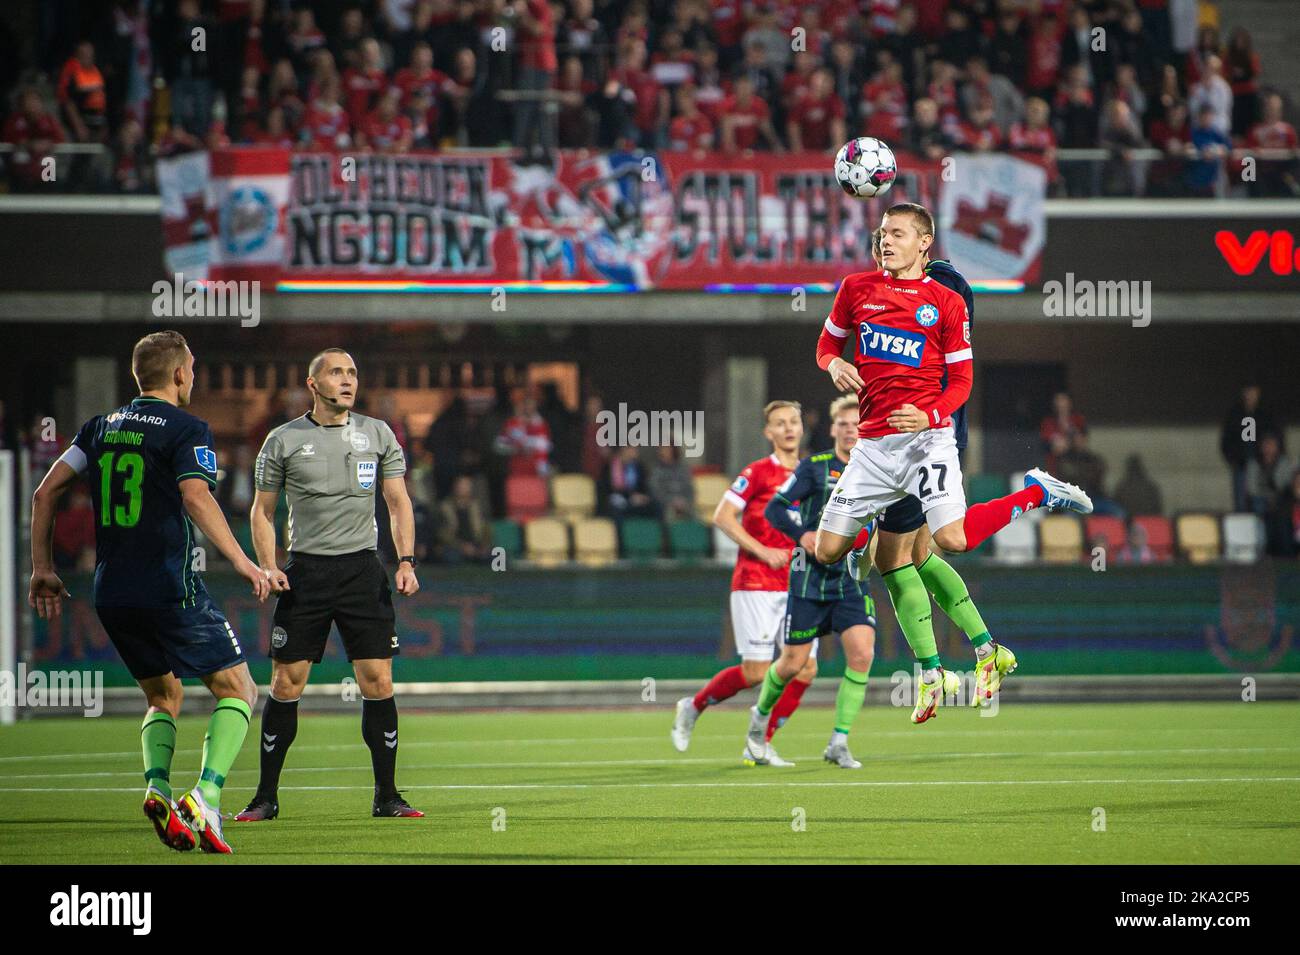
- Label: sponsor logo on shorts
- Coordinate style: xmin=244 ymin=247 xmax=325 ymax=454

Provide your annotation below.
xmin=271 ymin=626 xmax=288 ymax=649
xmin=356 ymin=460 xmax=378 ymax=490
xmin=858 ymin=323 xmax=925 ymax=368
xmin=194 ymin=446 xmax=217 ymax=473
xmin=915 ymin=304 xmax=939 ymax=327
xmin=390 ymin=634 xmax=399 ymax=649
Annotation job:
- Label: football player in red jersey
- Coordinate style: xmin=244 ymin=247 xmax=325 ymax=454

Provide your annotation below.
xmin=792 ymin=202 xmax=1094 ymax=724
xmin=671 ymin=401 xmax=815 ymax=766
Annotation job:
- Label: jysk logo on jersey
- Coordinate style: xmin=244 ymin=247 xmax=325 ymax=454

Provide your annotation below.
xmin=915 ymin=304 xmax=939 ymax=327
xmin=858 ymin=323 xmax=925 ymax=368
xmin=194 ymin=446 xmax=217 ymax=473
xmin=357 ymin=460 xmax=378 ymax=490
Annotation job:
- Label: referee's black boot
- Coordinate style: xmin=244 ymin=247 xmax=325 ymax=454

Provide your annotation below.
xmin=233 ymin=794 xmax=279 ymax=822
xmin=372 ymin=790 xmax=424 ymax=818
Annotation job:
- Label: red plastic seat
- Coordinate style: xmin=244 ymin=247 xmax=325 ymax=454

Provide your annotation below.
xmin=1085 ymin=515 xmax=1127 ymax=552
xmin=1130 ymin=515 xmax=1173 ymax=561
xmin=506 ymin=474 xmax=549 ymax=522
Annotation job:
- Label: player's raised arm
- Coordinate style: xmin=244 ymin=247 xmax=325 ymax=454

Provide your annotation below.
xmin=817 ymin=280 xmax=864 ymax=392
xmin=764 ymin=466 xmax=813 ymax=547
xmin=713 ymin=472 xmax=788 ymax=570
xmin=29 ymin=458 xmax=79 ymax=618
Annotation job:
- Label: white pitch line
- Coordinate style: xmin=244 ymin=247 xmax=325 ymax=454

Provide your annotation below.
xmin=3 ymin=745 xmax=1297 ymax=782
xmin=0 ymin=723 xmax=1277 ymax=764
xmin=2 ymin=776 xmax=1299 ymax=794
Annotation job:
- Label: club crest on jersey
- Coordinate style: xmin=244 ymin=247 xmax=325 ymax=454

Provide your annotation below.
xmin=963 ymin=320 xmax=971 ymax=344
xmin=194 ymin=446 xmax=217 ymax=473
xmin=356 ymin=460 xmax=378 ymax=490
xmin=731 ymin=475 xmax=749 ymax=494
xmin=858 ymin=322 xmax=925 ymax=368
xmin=915 ymin=304 xmax=939 ymax=327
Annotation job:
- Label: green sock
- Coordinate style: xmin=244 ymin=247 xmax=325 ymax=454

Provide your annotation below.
xmin=756 ymin=666 xmax=789 ymax=715
xmin=197 ymin=698 xmax=252 ymax=810
xmin=833 ymin=667 xmax=870 ymax=735
xmin=917 ymin=553 xmax=990 ymax=647
xmin=883 ymin=564 xmax=940 ymax=665
xmin=141 ymin=711 xmax=176 ymax=799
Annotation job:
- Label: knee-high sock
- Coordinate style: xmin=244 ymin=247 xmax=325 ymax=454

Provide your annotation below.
xmin=917 ymin=553 xmax=990 ymax=647
xmin=692 ymin=665 xmax=750 ymax=712
xmin=834 ymin=667 xmax=870 ymax=735
xmin=141 ymin=711 xmax=177 ymax=798
xmin=255 ymin=695 xmax=299 ymax=799
xmin=197 ymin=698 xmax=252 ymax=811
xmin=961 ymin=486 xmax=1044 ymax=551
xmin=362 ymin=696 xmax=400 ymax=799
xmin=765 ymin=678 xmax=810 ymax=741
xmin=882 ymin=564 xmax=940 ymax=668
xmin=756 ymin=665 xmax=789 ymax=715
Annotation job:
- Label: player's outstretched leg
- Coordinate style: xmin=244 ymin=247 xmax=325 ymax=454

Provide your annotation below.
xmin=139 ymin=705 xmax=197 ymax=851
xmin=672 ymin=664 xmax=749 ymax=752
xmin=744 ymin=644 xmax=811 ymax=765
xmin=825 ymin=623 xmax=875 ymax=769
xmin=913 ymin=548 xmax=1017 ymax=705
xmin=935 ymin=469 xmax=1092 ymax=554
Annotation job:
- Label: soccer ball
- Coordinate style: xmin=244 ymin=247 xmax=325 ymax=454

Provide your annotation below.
xmin=833 ymin=137 xmax=898 ymax=199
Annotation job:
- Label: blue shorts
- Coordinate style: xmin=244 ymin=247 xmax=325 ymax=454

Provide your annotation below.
xmin=97 ymin=592 xmax=244 ymax=681
xmin=784 ymin=591 xmax=877 ymax=645
xmin=878 ymin=448 xmax=966 ymax=534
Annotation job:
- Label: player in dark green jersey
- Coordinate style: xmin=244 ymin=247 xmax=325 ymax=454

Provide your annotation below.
xmin=29 ymin=331 xmax=271 ymax=853
xmin=755 ymin=396 xmax=878 ymax=768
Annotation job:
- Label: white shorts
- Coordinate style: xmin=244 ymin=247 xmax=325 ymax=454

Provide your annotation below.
xmin=818 ymin=428 xmax=968 ymax=537
xmin=730 ymin=591 xmax=818 ymax=661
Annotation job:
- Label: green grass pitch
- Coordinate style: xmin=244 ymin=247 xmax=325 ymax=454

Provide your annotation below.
xmin=2 ymin=701 xmax=1298 ymax=864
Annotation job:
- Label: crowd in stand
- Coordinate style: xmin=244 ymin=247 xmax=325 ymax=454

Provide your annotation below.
xmin=1 ymin=1 xmax=1297 ymax=195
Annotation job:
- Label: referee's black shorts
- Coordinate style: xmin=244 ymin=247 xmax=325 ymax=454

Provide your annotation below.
xmin=270 ymin=550 xmax=398 ymax=663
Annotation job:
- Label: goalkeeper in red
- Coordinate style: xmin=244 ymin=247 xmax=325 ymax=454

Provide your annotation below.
xmin=810 ymin=202 xmax=1092 ymax=722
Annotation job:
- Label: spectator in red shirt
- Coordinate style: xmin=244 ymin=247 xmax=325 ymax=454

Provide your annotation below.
xmin=496 ymin=391 xmax=552 ymax=478
xmin=301 ymin=75 xmax=352 ymax=150
xmin=1007 ymin=96 xmax=1058 ymax=180
xmin=57 ymin=40 xmax=108 ymax=143
xmin=514 ymin=0 xmax=558 ymax=162
xmin=1040 ymin=392 xmax=1087 ymax=471
xmin=360 ymin=87 xmax=413 ymax=153
xmin=861 ymin=60 xmax=908 ymax=143
xmin=394 ymin=42 xmax=452 ymax=133
xmin=286 ymin=7 xmax=328 ymax=77
xmin=720 ymin=74 xmax=782 ymax=153
xmin=269 ymin=59 xmax=306 ymax=132
xmin=957 ymin=99 xmax=1003 ymax=152
xmin=1026 ymin=16 xmax=1063 ymax=101
xmin=252 ymin=105 xmax=297 ymax=149
xmin=236 ymin=64 xmax=263 ymax=142
xmin=342 ymin=38 xmax=389 ymax=128
xmin=1247 ymin=92 xmax=1299 ymax=197
xmin=555 ymin=55 xmax=595 ymax=148
xmin=1 ymin=88 xmax=65 ymax=191
xmin=781 ymin=52 xmax=818 ymax=119
xmin=667 ymin=84 xmax=714 ymax=151
xmin=787 ymin=68 xmax=846 ymax=153
xmin=53 ymin=486 xmax=96 ymax=572
xmin=609 ymin=39 xmax=667 ymax=149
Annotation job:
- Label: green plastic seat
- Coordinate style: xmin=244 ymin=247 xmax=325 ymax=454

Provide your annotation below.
xmin=667 ymin=519 xmax=711 ymax=562
xmin=620 ymin=518 xmax=664 ymax=560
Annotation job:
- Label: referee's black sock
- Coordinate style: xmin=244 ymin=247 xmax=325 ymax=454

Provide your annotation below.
xmin=256 ymin=695 xmax=299 ymax=800
xmin=362 ymin=696 xmax=400 ymax=800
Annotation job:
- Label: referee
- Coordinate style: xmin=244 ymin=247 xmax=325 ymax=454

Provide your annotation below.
xmin=236 ymin=348 xmax=424 ymax=820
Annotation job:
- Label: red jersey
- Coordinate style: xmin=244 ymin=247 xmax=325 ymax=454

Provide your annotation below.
xmin=724 ymin=454 xmax=795 ymax=592
xmin=303 ymin=101 xmax=351 ymax=149
xmin=791 ymin=90 xmax=844 ymax=151
xmin=363 ymin=112 xmax=412 ymax=151
xmin=342 ymin=68 xmax=388 ymax=125
xmin=668 ymin=113 xmax=714 ymax=150
xmin=723 ymin=94 xmax=769 ymax=150
xmin=818 ymin=270 xmax=973 ymax=437
xmin=520 ymin=0 xmax=558 ymax=73
xmin=1248 ymin=120 xmax=1298 ymax=150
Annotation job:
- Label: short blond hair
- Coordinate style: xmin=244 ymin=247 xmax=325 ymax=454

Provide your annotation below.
xmin=829 ymin=396 xmax=858 ymax=419
xmin=132 ymin=330 xmax=189 ymax=391
xmin=763 ymin=400 xmax=802 ymax=422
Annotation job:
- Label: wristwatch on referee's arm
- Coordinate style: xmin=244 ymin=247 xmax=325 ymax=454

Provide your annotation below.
xmin=398 ymin=555 xmax=418 ymax=568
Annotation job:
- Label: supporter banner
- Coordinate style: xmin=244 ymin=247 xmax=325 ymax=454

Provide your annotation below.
xmin=156 ymin=150 xmax=211 ymax=280
xmin=160 ymin=148 xmax=1046 ymax=289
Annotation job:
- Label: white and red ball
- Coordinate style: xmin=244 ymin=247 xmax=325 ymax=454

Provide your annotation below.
xmin=833 ymin=137 xmax=898 ymax=199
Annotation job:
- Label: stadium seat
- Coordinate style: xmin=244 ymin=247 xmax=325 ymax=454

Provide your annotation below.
xmin=523 ymin=516 xmax=570 ymax=566
xmin=620 ymin=517 xmax=664 ymax=560
xmin=1222 ymin=513 xmax=1266 ymax=564
xmin=692 ymin=473 xmax=732 ymax=524
xmin=1085 ymin=515 xmax=1127 ymax=553
xmin=991 ymin=514 xmax=1037 ymax=564
xmin=489 ymin=518 xmax=523 ymax=558
xmin=712 ymin=525 xmax=739 ymax=566
xmin=667 ymin=519 xmax=711 ymax=562
xmin=1176 ymin=513 xmax=1221 ymax=563
xmin=505 ymin=474 xmax=549 ymax=522
xmin=550 ymin=473 xmax=597 ymax=523
xmin=1129 ymin=515 xmax=1173 ymax=560
xmin=573 ymin=517 xmax=618 ymax=567
xmin=967 ymin=473 xmax=1008 ymax=505
xmin=1039 ymin=514 xmax=1084 ymax=563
